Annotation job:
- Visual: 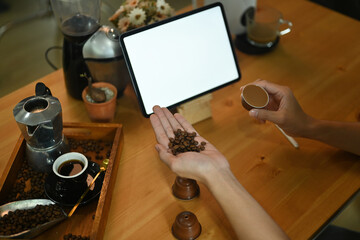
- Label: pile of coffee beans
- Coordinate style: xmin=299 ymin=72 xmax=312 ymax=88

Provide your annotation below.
xmin=168 ymin=129 xmax=206 ymax=155
xmin=7 ymin=159 xmax=47 ymax=202
xmin=0 ymin=204 xmax=63 ymax=236
xmin=68 ymin=138 xmax=112 ymax=161
xmin=63 ymin=233 xmax=90 ymax=240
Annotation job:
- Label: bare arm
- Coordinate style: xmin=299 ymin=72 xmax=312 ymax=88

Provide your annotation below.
xmin=305 ymin=119 xmax=360 ymax=156
xmin=150 ymin=106 xmax=289 ymax=240
xmin=244 ymin=80 xmax=360 ymax=156
xmin=206 ymin=167 xmax=289 ymax=240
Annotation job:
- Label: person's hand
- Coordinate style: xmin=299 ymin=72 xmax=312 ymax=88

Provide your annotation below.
xmin=151 ymin=107 xmax=290 ymax=240
xmin=241 ymin=79 xmax=314 ymax=137
xmin=150 ymin=106 xmax=230 ymax=185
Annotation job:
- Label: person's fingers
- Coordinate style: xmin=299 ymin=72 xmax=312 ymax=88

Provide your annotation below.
xmin=252 ymin=79 xmax=286 ymax=97
xmin=249 ymin=108 xmax=281 ymax=124
xmin=150 ymin=113 xmax=171 ymax=146
xmin=152 ymin=106 xmax=176 ymax=138
xmin=162 ymin=107 xmax=183 ymax=132
xmin=174 ymin=113 xmax=198 ymax=135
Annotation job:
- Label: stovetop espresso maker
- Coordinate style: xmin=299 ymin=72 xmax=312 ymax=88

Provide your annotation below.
xmin=13 ymin=83 xmax=69 ymax=173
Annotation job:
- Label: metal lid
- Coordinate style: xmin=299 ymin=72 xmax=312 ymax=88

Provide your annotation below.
xmin=13 ymin=96 xmax=62 ymax=126
xmin=82 ymin=25 xmax=122 ymax=59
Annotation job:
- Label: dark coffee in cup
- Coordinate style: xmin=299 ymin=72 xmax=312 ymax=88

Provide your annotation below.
xmin=52 ymin=152 xmax=89 ymax=203
xmin=58 ymin=160 xmax=85 ymax=176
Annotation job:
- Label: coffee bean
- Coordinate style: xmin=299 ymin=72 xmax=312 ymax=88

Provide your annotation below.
xmin=169 ymin=129 xmax=206 ymax=155
xmin=0 ymin=204 xmax=63 ymax=235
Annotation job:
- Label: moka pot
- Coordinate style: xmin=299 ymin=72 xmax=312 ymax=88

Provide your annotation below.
xmin=13 ymin=83 xmax=69 ymax=173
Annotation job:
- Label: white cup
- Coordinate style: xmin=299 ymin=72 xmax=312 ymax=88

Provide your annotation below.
xmin=53 ymin=152 xmax=88 ymax=179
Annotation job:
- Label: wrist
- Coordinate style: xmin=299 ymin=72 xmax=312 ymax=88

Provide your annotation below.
xmin=203 ymin=167 xmax=243 ymax=195
xmin=296 ymin=115 xmax=317 ymax=138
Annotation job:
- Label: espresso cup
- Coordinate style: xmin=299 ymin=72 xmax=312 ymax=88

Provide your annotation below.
xmin=241 ymin=84 xmax=269 ymax=111
xmin=52 ymin=152 xmax=89 ymax=202
xmin=246 ymin=6 xmax=292 ymax=48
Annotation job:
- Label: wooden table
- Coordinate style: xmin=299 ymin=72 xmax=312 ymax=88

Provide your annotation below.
xmin=1 ymin=0 xmax=360 ymax=239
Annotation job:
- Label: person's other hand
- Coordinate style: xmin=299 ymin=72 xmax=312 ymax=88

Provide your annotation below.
xmin=241 ymin=79 xmax=313 ymax=137
xmin=150 ymin=106 xmax=230 ymax=185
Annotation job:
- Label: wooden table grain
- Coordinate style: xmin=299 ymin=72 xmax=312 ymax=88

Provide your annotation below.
xmin=1 ymin=0 xmax=360 ymax=239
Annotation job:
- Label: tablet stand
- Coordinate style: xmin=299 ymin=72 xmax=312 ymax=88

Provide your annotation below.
xmin=176 ymin=93 xmax=213 ymax=124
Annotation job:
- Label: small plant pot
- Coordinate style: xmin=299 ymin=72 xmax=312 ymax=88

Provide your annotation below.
xmin=82 ymin=82 xmax=117 ymax=122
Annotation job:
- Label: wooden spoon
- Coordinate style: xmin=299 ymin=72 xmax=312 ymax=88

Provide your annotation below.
xmin=87 ymin=76 xmax=106 ymax=103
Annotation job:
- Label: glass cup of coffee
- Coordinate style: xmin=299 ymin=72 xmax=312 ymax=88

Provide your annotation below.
xmin=52 ymin=152 xmax=89 ymax=202
xmin=245 ymin=6 xmax=292 ymax=48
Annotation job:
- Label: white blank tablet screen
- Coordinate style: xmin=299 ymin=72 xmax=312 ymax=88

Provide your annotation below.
xmin=121 ymin=4 xmax=240 ymax=116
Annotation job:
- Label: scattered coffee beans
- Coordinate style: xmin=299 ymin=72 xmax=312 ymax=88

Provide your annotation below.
xmin=68 ymin=139 xmax=112 ymax=160
xmin=63 ymin=233 xmax=90 ymax=240
xmin=6 ymin=138 xmax=112 ymax=203
xmin=1 ymin=138 xmax=114 ymax=237
xmin=7 ymin=160 xmax=47 ymax=202
xmin=168 ymin=129 xmax=206 ymax=155
xmin=0 ymin=204 xmax=63 ymax=236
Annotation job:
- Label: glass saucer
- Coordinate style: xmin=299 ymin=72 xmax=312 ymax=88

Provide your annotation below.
xmin=44 ymin=161 xmax=104 ymax=207
xmin=234 ymin=33 xmax=280 ymax=55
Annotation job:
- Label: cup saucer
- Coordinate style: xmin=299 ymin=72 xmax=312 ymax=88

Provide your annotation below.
xmin=44 ymin=161 xmax=104 ymax=207
xmin=234 ymin=33 xmax=279 ymax=55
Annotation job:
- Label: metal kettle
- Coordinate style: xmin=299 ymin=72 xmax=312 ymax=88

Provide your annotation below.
xmin=83 ymin=25 xmax=130 ymax=97
xmin=13 ymin=83 xmax=69 ymax=173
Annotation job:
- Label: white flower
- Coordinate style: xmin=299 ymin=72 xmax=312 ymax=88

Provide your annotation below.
xmin=118 ymin=17 xmax=130 ymax=33
xmin=156 ymin=0 xmax=166 ymax=6
xmin=128 ymin=7 xmax=146 ymax=26
xmin=156 ymin=1 xmax=172 ymax=15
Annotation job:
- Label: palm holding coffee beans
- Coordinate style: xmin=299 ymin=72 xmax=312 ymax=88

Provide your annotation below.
xmin=150 ymin=106 xmax=230 ymax=183
xmin=168 ymin=129 xmax=206 ymax=155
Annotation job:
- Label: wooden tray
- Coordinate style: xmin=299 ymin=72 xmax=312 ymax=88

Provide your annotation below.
xmin=0 ymin=122 xmax=124 ymax=240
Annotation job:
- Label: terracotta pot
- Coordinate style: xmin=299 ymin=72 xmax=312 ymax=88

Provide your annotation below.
xmin=82 ymin=82 xmax=117 ymax=122
xmin=172 ymin=211 xmax=202 ymax=240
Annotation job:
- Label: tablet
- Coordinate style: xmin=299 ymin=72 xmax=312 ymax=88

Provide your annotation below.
xmin=119 ymin=2 xmax=241 ymax=117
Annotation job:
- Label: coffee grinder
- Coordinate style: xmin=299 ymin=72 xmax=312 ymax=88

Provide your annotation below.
xmin=13 ymin=83 xmax=69 ymax=173
xmin=50 ymin=0 xmax=101 ymax=99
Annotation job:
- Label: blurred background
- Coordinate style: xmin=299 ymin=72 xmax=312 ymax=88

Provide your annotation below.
xmin=0 ymin=0 xmax=191 ymax=97
xmin=1 ymin=0 xmax=359 ymax=97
